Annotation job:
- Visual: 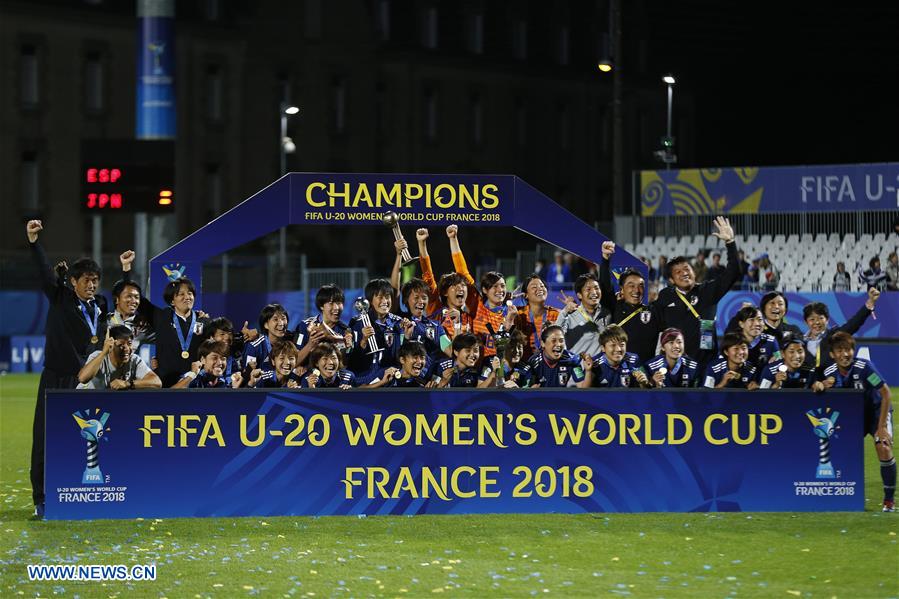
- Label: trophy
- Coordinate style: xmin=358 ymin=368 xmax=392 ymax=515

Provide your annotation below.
xmin=353 ymin=297 xmax=381 ymax=354
xmin=382 ymin=211 xmax=417 ymax=265
xmin=73 ymin=410 xmax=110 ymax=485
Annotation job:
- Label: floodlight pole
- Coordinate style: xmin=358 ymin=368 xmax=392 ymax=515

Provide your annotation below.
xmin=665 ymin=79 xmax=674 ymax=170
xmin=279 ymin=104 xmax=288 ymax=270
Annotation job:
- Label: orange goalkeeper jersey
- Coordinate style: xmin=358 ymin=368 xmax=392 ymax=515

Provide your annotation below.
xmin=451 ymin=250 xmax=511 ymax=356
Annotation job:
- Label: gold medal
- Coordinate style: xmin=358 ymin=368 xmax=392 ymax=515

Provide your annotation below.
xmin=90 ymin=335 xmax=99 ymax=344
xmin=181 ymin=351 xmax=190 ymax=359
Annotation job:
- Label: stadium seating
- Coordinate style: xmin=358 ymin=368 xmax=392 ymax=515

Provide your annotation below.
xmin=628 ymin=232 xmax=898 ymax=291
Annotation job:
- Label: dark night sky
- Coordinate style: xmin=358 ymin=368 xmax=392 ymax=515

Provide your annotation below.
xmin=641 ymin=1 xmax=899 ymax=169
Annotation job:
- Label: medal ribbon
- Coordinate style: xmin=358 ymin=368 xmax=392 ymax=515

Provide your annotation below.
xmin=529 ymin=308 xmax=543 ymax=351
xmin=79 ymin=300 xmax=100 ymax=339
xmin=172 ymin=310 xmax=197 ymax=356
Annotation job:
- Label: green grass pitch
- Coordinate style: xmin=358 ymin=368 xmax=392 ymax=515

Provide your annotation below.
xmin=1 ymin=373 xmax=896 ymax=597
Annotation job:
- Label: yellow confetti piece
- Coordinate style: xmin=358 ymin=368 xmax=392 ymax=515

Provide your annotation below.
xmin=442 ymin=566 xmax=453 ymax=570
xmin=149 ymin=527 xmax=155 ymax=531
xmin=431 ymin=589 xmax=444 ymax=593
xmin=787 ymin=591 xmax=801 ymax=596
xmin=278 ymin=534 xmax=286 ymax=538
xmin=611 ymin=557 xmax=620 ymax=561
xmin=685 ymin=537 xmax=693 ymax=541
xmin=801 ymin=548 xmax=810 ymax=552
xmin=399 ymin=589 xmax=408 ymax=593
xmin=889 ymin=532 xmax=896 ymax=536
xmin=212 ymin=584 xmax=223 ymax=588
xmin=261 ymin=522 xmax=270 ymax=526
xmin=242 ymin=586 xmax=254 ymax=591
xmin=309 ymin=570 xmax=317 ymax=575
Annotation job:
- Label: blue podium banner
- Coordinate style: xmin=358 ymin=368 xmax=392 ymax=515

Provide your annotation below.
xmin=45 ymin=390 xmax=863 ymax=520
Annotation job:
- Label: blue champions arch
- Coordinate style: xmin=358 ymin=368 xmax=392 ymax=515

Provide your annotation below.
xmin=149 ymin=173 xmax=645 ymax=305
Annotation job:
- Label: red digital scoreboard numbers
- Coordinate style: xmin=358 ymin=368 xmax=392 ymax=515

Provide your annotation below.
xmin=81 ymin=140 xmax=175 ymax=213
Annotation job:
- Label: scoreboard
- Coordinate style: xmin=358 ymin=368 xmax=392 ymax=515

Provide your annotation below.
xmin=81 ymin=139 xmax=175 ymax=213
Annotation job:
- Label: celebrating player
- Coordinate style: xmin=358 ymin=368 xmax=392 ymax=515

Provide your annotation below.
xmin=347 ymin=278 xmax=403 ymax=383
xmin=515 ymin=274 xmax=560 ymax=359
xmin=758 ymin=333 xmax=815 ymax=389
xmin=244 ymin=303 xmax=292 ymax=371
xmin=447 ymin=333 xmax=481 ymax=387
xmin=253 ymin=340 xmax=303 ymax=388
xmin=645 ymin=328 xmax=700 ymax=388
xmin=295 ymin=284 xmax=353 ymax=365
xmin=725 ymin=306 xmax=782 ymax=371
xmin=519 ymin=325 xmax=589 ymax=388
xmin=759 ymin=291 xmax=802 ymax=347
xmin=703 ymin=332 xmax=758 ymax=389
xmin=584 ymin=325 xmax=648 ymax=388
xmin=174 ymin=339 xmax=239 ymax=389
xmin=816 ymin=332 xmax=894 ymax=511
xmin=301 ymin=342 xmax=357 ymax=388
xmin=444 ymin=225 xmax=517 ymax=357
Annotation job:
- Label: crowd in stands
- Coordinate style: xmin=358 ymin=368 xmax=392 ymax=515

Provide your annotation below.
xmin=23 ymin=218 xmax=897 ymax=516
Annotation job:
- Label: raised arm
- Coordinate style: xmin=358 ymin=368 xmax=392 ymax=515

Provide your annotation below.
xmin=390 ymin=238 xmax=407 ymax=292
xmin=709 ymin=216 xmax=740 ymax=301
xmin=78 ymin=338 xmax=113 ymax=384
xmin=26 ymin=220 xmax=59 ymax=300
xmin=836 ymin=287 xmax=879 ymax=335
xmin=447 ymin=226 xmax=480 ymax=315
xmin=446 ymin=225 xmax=476 ymax=286
xmin=598 ymin=241 xmax=618 ymax=314
xmin=417 ymin=229 xmax=442 ymax=315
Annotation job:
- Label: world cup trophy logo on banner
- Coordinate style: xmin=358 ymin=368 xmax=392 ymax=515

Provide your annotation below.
xmin=806 ymin=408 xmax=840 ymax=479
xmin=72 ymin=409 xmax=111 ymax=485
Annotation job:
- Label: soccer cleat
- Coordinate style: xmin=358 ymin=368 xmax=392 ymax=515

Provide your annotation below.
xmin=32 ymin=503 xmax=45 ymax=519
xmin=883 ymin=500 xmax=895 ymax=513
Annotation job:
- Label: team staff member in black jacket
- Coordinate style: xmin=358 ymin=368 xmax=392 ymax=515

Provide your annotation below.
xmin=655 ymin=216 xmax=741 ymax=366
xmin=130 ymin=274 xmax=211 ymax=387
xmin=598 ymin=241 xmax=661 ymax=364
xmin=25 ymin=220 xmax=129 ymax=518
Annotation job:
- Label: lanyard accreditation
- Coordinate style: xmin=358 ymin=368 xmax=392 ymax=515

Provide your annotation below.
xmin=676 ymin=291 xmax=701 ymax=319
xmin=616 ymin=306 xmax=644 ymax=327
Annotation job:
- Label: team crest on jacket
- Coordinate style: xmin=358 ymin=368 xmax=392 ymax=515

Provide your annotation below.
xmin=384 ymin=332 xmax=395 ymax=347
xmin=559 ymin=366 xmax=570 ymax=386
xmin=690 ymin=296 xmax=699 ymax=305
xmin=426 ymin=326 xmax=436 ymax=340
xmin=640 ymin=311 xmax=652 ymax=324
